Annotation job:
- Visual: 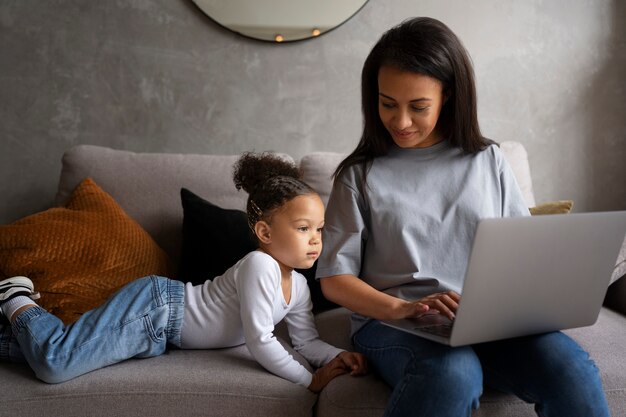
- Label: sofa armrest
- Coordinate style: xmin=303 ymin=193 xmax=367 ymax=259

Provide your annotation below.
xmin=604 ymin=234 xmax=626 ymax=314
xmin=605 ymin=275 xmax=626 ymax=316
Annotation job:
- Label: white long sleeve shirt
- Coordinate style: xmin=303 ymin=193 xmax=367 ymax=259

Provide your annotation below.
xmin=181 ymin=250 xmax=343 ymax=387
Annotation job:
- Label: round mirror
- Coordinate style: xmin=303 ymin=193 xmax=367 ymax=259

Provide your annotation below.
xmin=192 ymin=0 xmax=369 ymax=43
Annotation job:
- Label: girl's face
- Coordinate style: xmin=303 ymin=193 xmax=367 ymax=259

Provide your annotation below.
xmin=378 ymin=66 xmax=445 ymax=149
xmin=260 ymin=193 xmax=324 ymax=273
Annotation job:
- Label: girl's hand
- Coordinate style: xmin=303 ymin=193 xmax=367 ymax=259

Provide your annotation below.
xmin=308 ymin=357 xmax=348 ymax=393
xmin=308 ymin=352 xmax=368 ymax=393
xmin=407 ymin=291 xmax=460 ymax=320
xmin=336 ymin=351 xmax=368 ymax=376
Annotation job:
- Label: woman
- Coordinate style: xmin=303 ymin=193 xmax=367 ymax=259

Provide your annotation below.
xmin=316 ymin=16 xmax=608 ymax=417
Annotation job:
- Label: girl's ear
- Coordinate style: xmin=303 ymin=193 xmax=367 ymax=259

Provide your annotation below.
xmin=254 ymin=221 xmax=272 ymax=244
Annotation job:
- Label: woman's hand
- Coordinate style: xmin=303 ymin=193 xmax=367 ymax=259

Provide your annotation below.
xmin=321 ymin=274 xmax=460 ymax=321
xmin=307 ymin=351 xmax=368 ymax=393
xmin=403 ymin=291 xmax=460 ymax=320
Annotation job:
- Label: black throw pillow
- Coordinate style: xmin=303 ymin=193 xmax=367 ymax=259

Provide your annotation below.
xmin=294 ymin=262 xmax=339 ymax=313
xmin=180 ymin=188 xmax=257 ymax=285
xmin=179 ymin=188 xmax=338 ymax=313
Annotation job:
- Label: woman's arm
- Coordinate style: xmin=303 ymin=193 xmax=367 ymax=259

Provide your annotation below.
xmin=320 ymin=274 xmax=423 ymax=320
xmin=319 ymin=169 xmax=459 ymax=320
xmin=321 ymin=274 xmax=459 ymax=320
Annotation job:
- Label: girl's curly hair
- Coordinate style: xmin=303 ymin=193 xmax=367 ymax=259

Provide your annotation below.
xmin=233 ymin=152 xmax=316 ymax=230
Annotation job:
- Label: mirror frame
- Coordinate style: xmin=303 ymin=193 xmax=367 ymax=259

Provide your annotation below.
xmin=191 ymin=0 xmax=369 ymax=43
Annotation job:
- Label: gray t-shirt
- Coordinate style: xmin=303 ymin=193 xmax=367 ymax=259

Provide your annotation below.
xmin=316 ymin=141 xmax=530 ymax=334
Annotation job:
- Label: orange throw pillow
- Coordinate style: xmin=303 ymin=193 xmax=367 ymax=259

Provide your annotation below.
xmin=0 ymin=177 xmax=172 ymax=324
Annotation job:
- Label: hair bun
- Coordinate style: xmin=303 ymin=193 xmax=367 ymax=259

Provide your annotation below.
xmin=233 ymin=152 xmax=301 ymax=195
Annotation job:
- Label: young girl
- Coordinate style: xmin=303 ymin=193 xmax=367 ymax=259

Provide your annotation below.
xmin=315 ymin=17 xmax=609 ymax=416
xmin=0 ymin=152 xmax=367 ymax=392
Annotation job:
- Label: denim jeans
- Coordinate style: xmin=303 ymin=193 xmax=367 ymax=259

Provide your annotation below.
xmin=0 ymin=276 xmax=184 ymax=383
xmin=353 ymin=320 xmax=610 ymax=417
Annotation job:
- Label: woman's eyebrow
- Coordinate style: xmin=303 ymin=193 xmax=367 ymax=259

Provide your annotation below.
xmin=379 ymin=92 xmax=432 ymax=103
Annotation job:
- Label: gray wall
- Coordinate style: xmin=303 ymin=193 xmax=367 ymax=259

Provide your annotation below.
xmin=1 ymin=0 xmax=625 ymax=224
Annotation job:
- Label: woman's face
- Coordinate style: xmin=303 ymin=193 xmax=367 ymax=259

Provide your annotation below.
xmin=378 ymin=66 xmax=445 ymax=149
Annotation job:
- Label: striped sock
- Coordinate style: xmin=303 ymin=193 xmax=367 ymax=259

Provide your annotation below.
xmin=1 ymin=296 xmax=37 ymax=321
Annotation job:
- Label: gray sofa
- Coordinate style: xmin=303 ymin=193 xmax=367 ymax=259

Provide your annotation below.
xmin=1 ymin=142 xmax=625 ymax=417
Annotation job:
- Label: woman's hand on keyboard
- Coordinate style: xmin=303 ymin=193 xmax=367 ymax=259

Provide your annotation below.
xmin=412 ymin=291 xmax=460 ymax=320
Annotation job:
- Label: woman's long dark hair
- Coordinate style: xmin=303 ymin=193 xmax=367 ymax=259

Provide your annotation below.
xmin=335 ymin=17 xmax=493 ymax=179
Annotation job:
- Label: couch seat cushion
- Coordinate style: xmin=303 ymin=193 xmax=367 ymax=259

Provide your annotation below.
xmin=0 ymin=345 xmax=316 ymax=417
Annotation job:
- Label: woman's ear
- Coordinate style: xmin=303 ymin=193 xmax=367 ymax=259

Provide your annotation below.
xmin=254 ymin=221 xmax=272 ymax=244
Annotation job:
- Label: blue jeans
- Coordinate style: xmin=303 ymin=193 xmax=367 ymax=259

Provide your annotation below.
xmin=353 ymin=320 xmax=609 ymax=417
xmin=0 ymin=276 xmax=184 ymax=383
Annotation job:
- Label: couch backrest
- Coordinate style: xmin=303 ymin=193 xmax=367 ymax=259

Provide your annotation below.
xmin=55 ymin=142 xmax=535 ymax=267
xmin=55 ymin=146 xmax=286 ymax=266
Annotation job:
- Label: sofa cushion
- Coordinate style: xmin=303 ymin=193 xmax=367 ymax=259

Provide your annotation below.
xmin=499 ymin=141 xmax=536 ymax=207
xmin=0 ymin=343 xmax=316 ymax=417
xmin=56 ymin=146 xmax=292 ymax=269
xmin=314 ymin=307 xmax=626 ymax=417
xmin=179 ymin=188 xmax=258 ymax=285
xmin=0 ymin=177 xmax=171 ymax=324
xmin=300 ymin=152 xmax=345 ymax=207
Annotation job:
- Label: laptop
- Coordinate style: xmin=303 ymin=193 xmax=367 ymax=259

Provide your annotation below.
xmin=381 ymin=211 xmax=626 ymax=347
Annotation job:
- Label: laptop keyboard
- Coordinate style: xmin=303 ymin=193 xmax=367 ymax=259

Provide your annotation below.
xmin=417 ymin=323 xmax=453 ymax=338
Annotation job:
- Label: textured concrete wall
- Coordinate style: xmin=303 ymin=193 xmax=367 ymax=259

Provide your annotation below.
xmin=1 ymin=0 xmax=625 ymax=224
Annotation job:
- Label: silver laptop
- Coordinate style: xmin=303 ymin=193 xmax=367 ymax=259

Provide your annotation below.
xmin=381 ymin=211 xmax=626 ymax=347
